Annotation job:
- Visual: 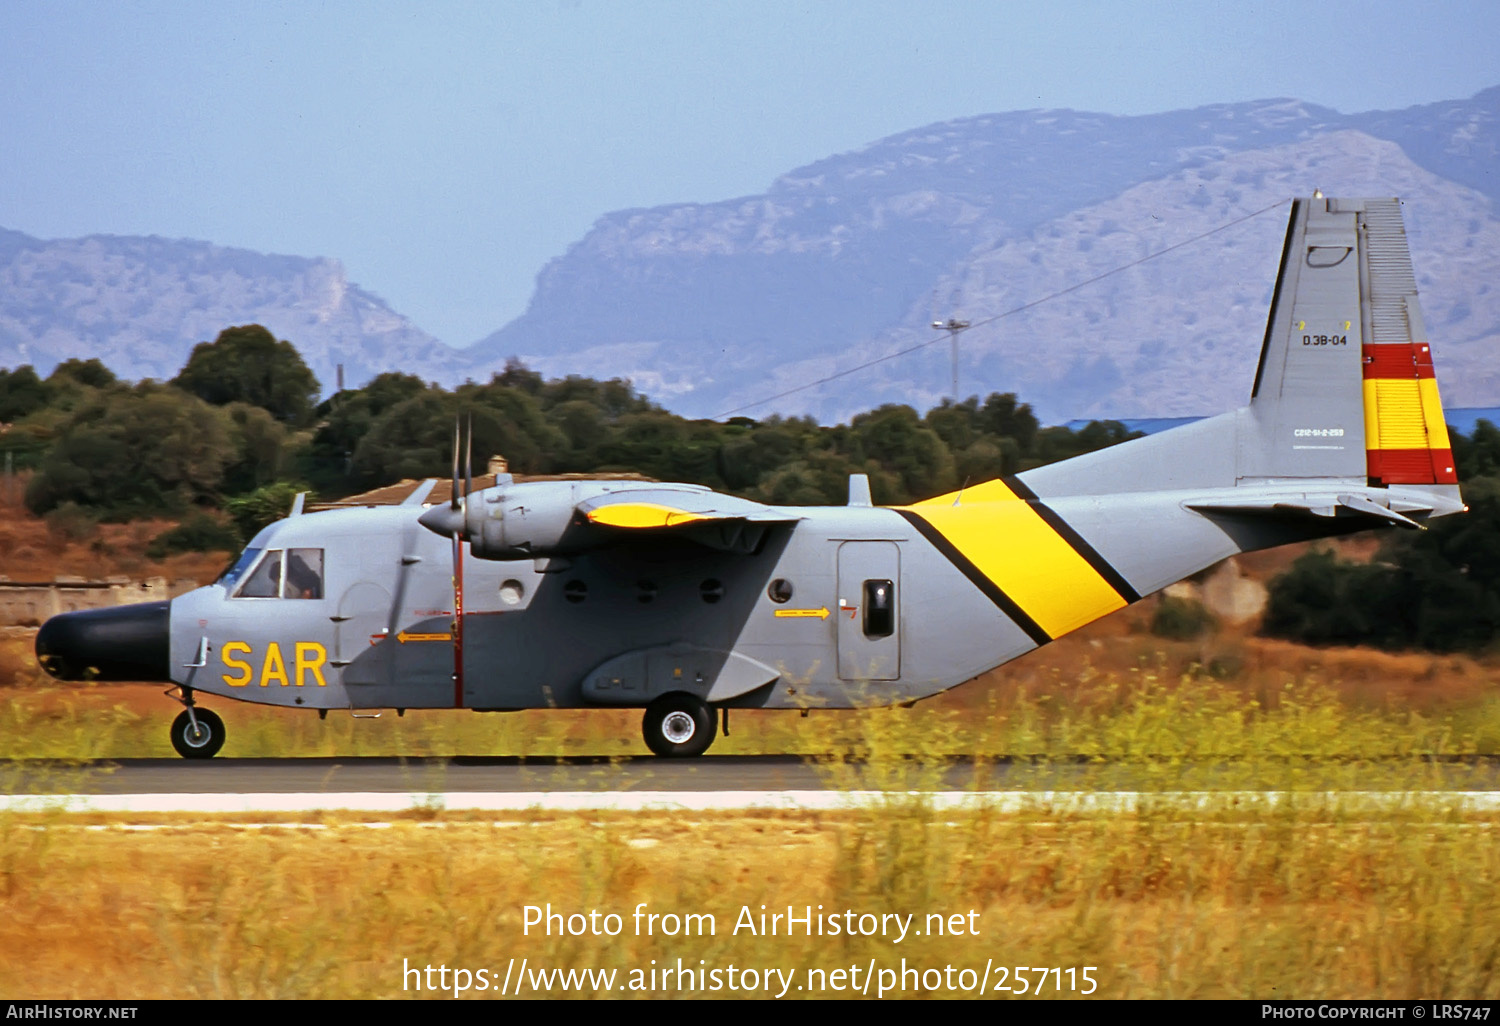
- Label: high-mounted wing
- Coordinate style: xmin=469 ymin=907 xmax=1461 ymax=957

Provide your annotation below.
xmin=420 ymin=479 xmax=800 ymax=558
xmin=575 ymin=487 xmax=801 ymax=554
xmin=577 ymin=488 xmax=796 ymax=527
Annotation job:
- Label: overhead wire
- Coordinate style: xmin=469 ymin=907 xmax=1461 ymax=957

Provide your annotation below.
xmin=715 ymin=198 xmax=1289 ymax=419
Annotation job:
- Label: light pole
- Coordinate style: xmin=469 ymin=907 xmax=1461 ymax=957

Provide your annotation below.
xmin=931 ymin=317 xmax=971 ymax=402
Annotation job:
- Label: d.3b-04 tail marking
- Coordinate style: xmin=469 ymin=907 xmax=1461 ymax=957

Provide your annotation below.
xmin=35 ymin=197 xmax=1466 ymax=758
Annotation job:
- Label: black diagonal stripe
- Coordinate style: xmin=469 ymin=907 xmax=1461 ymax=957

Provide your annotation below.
xmin=1004 ymin=477 xmax=1142 ymax=603
xmin=1252 ymin=199 xmax=1301 ymax=400
xmin=894 ymin=509 xmax=1051 ymax=647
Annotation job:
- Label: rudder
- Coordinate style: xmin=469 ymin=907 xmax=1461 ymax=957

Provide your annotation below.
xmin=1358 ymin=200 xmax=1456 ymax=485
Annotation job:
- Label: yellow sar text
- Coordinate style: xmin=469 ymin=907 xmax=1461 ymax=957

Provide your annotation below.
xmin=221 ymin=641 xmax=328 ymax=687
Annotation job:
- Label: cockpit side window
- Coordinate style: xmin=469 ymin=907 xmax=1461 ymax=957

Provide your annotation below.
xmin=233 ymin=548 xmax=324 ymax=599
xmin=285 ymin=548 xmax=323 ymax=599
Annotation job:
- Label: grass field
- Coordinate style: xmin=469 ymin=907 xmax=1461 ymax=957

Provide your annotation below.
xmin=1 ymin=802 xmax=1497 ymax=999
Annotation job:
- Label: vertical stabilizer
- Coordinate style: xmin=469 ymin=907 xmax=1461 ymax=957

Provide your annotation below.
xmin=1240 ymin=196 xmax=1454 ymax=485
xmin=894 ymin=196 xmax=1465 ymax=654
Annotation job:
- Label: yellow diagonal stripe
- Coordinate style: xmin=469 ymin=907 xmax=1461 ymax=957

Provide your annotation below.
xmin=912 ymin=479 xmax=1017 ymax=507
xmin=587 ymin=503 xmax=708 ymax=529
xmin=904 ymin=480 xmax=1125 ymax=638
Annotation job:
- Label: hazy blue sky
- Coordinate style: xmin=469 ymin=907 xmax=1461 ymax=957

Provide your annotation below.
xmin=2 ymin=1 xmax=1497 ymax=346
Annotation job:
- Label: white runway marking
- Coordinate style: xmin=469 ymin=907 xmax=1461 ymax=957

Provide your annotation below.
xmin=5 ymin=790 xmax=1500 ymax=814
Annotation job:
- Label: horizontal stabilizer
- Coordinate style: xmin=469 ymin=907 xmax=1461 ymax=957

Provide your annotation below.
xmin=1185 ymin=491 xmax=1428 ymax=529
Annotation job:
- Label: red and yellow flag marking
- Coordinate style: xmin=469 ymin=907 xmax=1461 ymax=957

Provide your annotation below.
xmin=1362 ymin=343 xmax=1455 ymax=485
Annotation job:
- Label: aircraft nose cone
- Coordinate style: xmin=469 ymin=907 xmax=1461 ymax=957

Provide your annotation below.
xmin=35 ymin=601 xmax=171 ymax=682
xmin=418 ymin=503 xmax=464 ymax=539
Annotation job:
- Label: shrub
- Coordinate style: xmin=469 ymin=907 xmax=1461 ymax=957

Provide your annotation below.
xmin=145 ymin=513 xmax=241 ymax=559
xmin=1150 ymin=595 xmax=1218 ymax=640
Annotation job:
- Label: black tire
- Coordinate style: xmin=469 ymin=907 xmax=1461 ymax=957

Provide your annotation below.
xmin=641 ymin=693 xmax=716 ymax=758
xmin=170 ymin=708 xmax=225 ymax=759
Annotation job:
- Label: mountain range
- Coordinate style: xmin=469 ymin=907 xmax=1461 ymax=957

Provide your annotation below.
xmin=4 ymin=87 xmax=1497 ymax=423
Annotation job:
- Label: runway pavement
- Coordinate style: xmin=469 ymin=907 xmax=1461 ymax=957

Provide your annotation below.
xmin=3 ymin=755 xmax=1500 ymax=814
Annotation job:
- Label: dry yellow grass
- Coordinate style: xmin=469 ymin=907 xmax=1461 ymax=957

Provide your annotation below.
xmin=1 ymin=807 xmax=1497 ymax=999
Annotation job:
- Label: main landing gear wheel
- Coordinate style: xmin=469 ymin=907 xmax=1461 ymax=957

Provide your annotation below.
xmin=642 ymin=693 xmax=716 ymax=758
xmin=170 ymin=708 xmax=225 ymax=759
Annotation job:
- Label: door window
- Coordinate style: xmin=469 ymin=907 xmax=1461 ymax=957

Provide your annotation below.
xmin=863 ymin=579 xmax=895 ymax=638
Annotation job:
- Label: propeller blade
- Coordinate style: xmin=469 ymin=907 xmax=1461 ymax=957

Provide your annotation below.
xmin=448 ymin=414 xmax=467 ymax=706
xmin=452 ymin=531 xmax=464 ymax=708
xmin=450 ymin=417 xmax=461 ymax=512
xmin=464 ymin=413 xmax=473 ymax=506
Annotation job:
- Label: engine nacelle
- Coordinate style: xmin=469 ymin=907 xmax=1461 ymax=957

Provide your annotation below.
xmin=421 ymin=479 xmax=680 ymax=560
xmin=465 ymin=481 xmax=591 ymax=559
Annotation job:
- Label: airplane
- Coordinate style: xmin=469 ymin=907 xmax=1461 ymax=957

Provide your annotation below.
xmin=33 ymin=196 xmax=1465 ymax=758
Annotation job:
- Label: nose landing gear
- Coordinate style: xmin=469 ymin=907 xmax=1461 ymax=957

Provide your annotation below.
xmin=167 ymin=687 xmax=226 ymax=759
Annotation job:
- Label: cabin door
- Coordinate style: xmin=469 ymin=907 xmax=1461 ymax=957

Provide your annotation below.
xmin=836 ymin=541 xmax=901 ymax=681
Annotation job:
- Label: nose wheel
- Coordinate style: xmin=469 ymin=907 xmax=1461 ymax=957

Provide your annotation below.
xmin=170 ymin=708 xmax=226 ymax=759
xmin=641 ymin=693 xmax=716 ymax=757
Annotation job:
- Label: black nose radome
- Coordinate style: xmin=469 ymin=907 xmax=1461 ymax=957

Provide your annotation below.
xmin=35 ymin=601 xmax=171 ymax=682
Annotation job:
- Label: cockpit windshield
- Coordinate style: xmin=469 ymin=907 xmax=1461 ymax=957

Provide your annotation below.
xmin=231 ymin=548 xmax=324 ymax=599
xmin=216 ymin=548 xmax=263 ymax=591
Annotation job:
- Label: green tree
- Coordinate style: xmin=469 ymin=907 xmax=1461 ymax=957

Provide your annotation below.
xmin=849 ymin=404 xmax=956 ymax=503
xmin=1261 ymin=476 xmax=1500 ymax=654
xmin=0 ymin=366 xmax=51 ymax=422
xmin=1378 ymin=475 xmax=1500 ymax=652
xmin=924 ymin=397 xmax=981 ymax=452
xmin=547 ymin=399 xmax=609 ymax=470
xmin=717 ymin=418 xmax=808 ymax=492
xmin=753 ymin=449 xmax=867 ymax=506
xmin=1028 ymin=420 xmax=1140 ymax=468
xmin=465 ymin=380 xmax=568 ymax=474
xmin=219 ymin=402 xmax=295 ymax=496
xmin=491 ymin=357 xmax=544 ymax=397
xmin=953 ymin=436 xmax=1020 ymax=485
xmin=41 ymin=358 xmax=117 ymax=413
xmin=350 ymin=391 xmax=456 ymax=484
xmin=302 ymin=372 xmax=432 ymax=493
xmin=26 ymin=383 xmax=233 ymax=518
xmin=173 ymin=325 xmax=321 ymax=425
xmin=978 ymin=392 xmax=1039 ymax=453
xmin=592 ymin=411 xmax=721 ymax=484
xmin=1453 ymin=419 xmax=1500 ymax=479
xmin=146 ymin=512 xmax=242 ymax=559
xmin=48 ymin=358 xmax=116 ymax=390
xmin=539 ymin=374 xmax=655 ymax=419
xmin=225 ymin=481 xmax=309 ymax=541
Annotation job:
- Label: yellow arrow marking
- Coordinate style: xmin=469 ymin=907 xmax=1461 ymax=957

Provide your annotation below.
xmin=773 ymin=607 xmax=830 ymax=620
xmin=397 ymin=631 xmax=453 ymax=643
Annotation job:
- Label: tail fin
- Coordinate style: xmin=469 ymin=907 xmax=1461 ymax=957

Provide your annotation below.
xmin=1021 ymin=196 xmax=1460 ymax=501
xmin=1243 ymin=196 xmax=1455 ymax=486
xmin=896 ymin=197 xmax=1463 ymax=645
